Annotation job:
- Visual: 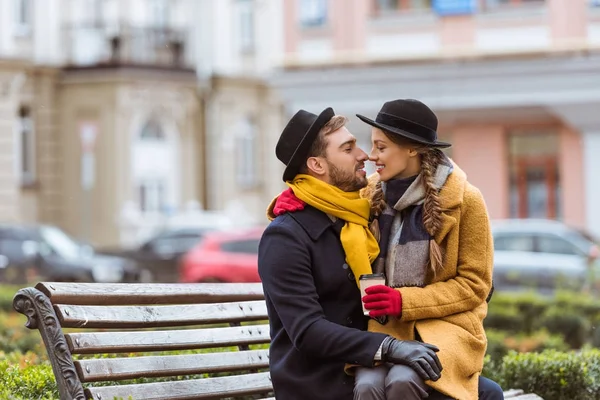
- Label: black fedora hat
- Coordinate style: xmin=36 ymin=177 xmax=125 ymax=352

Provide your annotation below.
xmin=276 ymin=107 xmax=335 ymax=182
xmin=356 ymin=99 xmax=451 ymax=148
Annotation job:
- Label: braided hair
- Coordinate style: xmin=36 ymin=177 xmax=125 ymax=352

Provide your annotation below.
xmin=370 ymin=132 xmax=446 ymax=274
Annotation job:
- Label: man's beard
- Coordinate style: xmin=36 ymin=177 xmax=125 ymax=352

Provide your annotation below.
xmin=326 ymin=160 xmax=368 ymax=192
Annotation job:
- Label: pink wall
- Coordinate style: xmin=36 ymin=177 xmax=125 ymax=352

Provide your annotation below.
xmin=439 ymin=15 xmax=475 ymax=49
xmin=559 ymin=126 xmax=586 ymax=228
xmin=331 ymin=0 xmax=367 ymax=52
xmin=284 ymin=0 xmax=299 ymax=54
xmin=548 ymin=0 xmax=587 ymax=43
xmin=451 ymin=125 xmax=508 ymax=220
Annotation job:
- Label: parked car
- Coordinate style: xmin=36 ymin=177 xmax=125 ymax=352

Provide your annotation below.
xmin=0 ymin=224 xmax=151 ymax=284
xmin=492 ymin=219 xmax=600 ymax=293
xmin=98 ymin=227 xmax=212 ymax=282
xmin=180 ymin=227 xmax=264 ymax=283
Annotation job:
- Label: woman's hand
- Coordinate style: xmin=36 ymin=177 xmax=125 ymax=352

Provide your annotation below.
xmin=363 ymin=285 xmax=402 ymax=318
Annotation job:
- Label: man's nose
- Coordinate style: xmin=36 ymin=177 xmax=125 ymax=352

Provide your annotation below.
xmin=357 ymin=149 xmax=368 ymax=161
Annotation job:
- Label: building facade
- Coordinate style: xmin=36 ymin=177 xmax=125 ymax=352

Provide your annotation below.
xmin=272 ymin=0 xmax=600 ymax=237
xmin=0 ymin=0 xmax=286 ymax=247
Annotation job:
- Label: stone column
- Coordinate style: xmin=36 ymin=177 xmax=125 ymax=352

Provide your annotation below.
xmin=0 ymin=71 xmax=26 ymax=221
xmin=551 ymin=103 xmax=600 ymax=237
xmin=547 ymin=0 xmax=588 ymax=47
xmin=582 ymin=128 xmax=600 ymax=238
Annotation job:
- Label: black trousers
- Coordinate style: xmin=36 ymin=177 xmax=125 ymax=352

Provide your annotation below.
xmin=355 ymin=364 xmax=504 ymax=400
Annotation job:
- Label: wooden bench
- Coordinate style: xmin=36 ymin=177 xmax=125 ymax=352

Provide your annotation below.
xmin=12 ymin=282 xmax=542 ymax=400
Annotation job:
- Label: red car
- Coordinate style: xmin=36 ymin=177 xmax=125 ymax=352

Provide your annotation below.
xmin=179 ymin=227 xmax=264 ymax=283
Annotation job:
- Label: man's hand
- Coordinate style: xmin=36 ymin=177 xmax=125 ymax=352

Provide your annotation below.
xmin=381 ymin=337 xmax=443 ymax=382
xmin=363 ymin=285 xmax=402 ymax=318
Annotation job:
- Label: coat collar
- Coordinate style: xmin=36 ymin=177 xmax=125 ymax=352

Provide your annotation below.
xmin=290 ymin=205 xmax=339 ymax=241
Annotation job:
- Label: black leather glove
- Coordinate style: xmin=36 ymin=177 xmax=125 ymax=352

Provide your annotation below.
xmin=381 ymin=337 xmax=443 ymax=382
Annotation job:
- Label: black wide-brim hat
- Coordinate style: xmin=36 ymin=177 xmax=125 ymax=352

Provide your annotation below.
xmin=357 ymin=99 xmax=451 ymax=148
xmin=276 ymin=107 xmax=335 ymax=182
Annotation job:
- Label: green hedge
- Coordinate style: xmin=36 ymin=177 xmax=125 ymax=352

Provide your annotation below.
xmin=483 ymin=348 xmax=600 ymax=400
xmin=0 ymin=309 xmax=43 ymax=354
xmin=486 ymin=291 xmax=600 ymax=349
xmin=486 ymin=328 xmax=568 ymax=362
xmin=0 ymin=352 xmax=58 ymax=399
xmin=3 ymin=349 xmax=600 ymax=400
xmin=0 ymin=285 xmax=20 ymax=313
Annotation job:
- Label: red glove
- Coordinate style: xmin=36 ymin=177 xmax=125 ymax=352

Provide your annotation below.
xmin=363 ymin=285 xmax=402 ymax=318
xmin=273 ymin=188 xmax=305 ymax=216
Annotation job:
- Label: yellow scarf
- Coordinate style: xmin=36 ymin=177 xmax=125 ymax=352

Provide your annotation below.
xmin=273 ymin=174 xmax=379 ymax=287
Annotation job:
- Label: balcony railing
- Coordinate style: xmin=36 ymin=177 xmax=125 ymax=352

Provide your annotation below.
xmin=62 ymin=23 xmax=191 ymax=70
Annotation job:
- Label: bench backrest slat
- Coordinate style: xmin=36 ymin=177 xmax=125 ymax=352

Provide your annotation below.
xmin=15 ymin=283 xmax=275 ymax=400
xmin=66 ymin=324 xmax=271 ymax=354
xmin=86 ymin=371 xmax=272 ymax=400
xmin=36 ymin=282 xmax=265 ymax=305
xmin=76 ymin=349 xmax=270 ymax=382
xmin=56 ymin=301 xmax=268 ymax=329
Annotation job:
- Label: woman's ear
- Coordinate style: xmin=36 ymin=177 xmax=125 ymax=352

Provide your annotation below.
xmin=407 ymin=147 xmax=419 ymax=158
xmin=306 ymin=156 xmax=327 ymax=176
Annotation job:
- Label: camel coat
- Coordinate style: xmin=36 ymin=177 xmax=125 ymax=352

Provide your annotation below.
xmin=360 ymin=163 xmax=494 ymax=400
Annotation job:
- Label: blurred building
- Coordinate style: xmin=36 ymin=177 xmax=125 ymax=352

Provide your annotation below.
xmin=272 ymin=0 xmax=600 ymax=237
xmin=0 ymin=0 xmax=285 ymax=247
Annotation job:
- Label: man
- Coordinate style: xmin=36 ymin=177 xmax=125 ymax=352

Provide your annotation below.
xmin=258 ymin=108 xmax=442 ymax=400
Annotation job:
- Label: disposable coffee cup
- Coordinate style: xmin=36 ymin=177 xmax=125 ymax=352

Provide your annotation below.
xmin=359 ymin=273 xmax=386 ymax=316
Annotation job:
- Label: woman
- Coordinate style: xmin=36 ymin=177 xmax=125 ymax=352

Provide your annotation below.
xmin=352 ymin=99 xmax=502 ymax=400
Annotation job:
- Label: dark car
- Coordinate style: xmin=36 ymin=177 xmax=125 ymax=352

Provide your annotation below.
xmin=0 ymin=224 xmax=150 ymax=284
xmin=97 ymin=227 xmax=211 ymax=282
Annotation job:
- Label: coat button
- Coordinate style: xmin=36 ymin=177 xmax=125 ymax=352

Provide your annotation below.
xmin=347 ymin=272 xmax=354 ymax=281
xmin=342 ymin=263 xmax=349 ymax=269
xmin=346 ymin=317 xmax=353 ymax=325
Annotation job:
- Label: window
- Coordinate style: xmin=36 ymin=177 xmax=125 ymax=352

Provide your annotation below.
xmin=410 ymin=0 xmax=432 ymax=9
xmin=299 ymin=0 xmax=327 ymax=28
xmin=139 ymin=179 xmax=166 ymax=213
xmin=508 ymin=132 xmax=561 ymax=219
xmin=372 ymin=0 xmax=432 ymax=16
xmin=376 ymin=0 xmax=399 ymax=11
xmin=494 ymin=234 xmax=535 ymax=252
xmin=481 ymin=0 xmax=546 ymax=11
xmin=39 ymin=226 xmax=83 ymax=261
xmin=235 ymin=117 xmax=258 ymax=188
xmin=150 ymin=0 xmax=169 ymax=27
xmin=13 ymin=0 xmax=31 ymax=36
xmin=80 ymin=0 xmax=103 ymax=25
xmin=537 ymin=235 xmax=580 ymax=256
xmin=140 ymin=118 xmax=165 ymax=140
xmin=238 ymin=0 xmax=255 ymax=53
xmin=221 ymin=239 xmax=260 ymax=254
xmin=16 ymin=106 xmax=35 ymax=185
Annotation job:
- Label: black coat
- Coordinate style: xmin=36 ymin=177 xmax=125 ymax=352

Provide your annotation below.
xmin=258 ymin=205 xmax=387 ymax=400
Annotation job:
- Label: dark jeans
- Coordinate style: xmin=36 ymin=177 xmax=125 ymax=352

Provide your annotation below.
xmin=355 ymin=364 xmax=504 ymax=400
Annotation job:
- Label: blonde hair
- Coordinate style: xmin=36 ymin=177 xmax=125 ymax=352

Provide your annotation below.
xmin=371 ymin=135 xmax=446 ymax=274
xmin=321 ymin=115 xmax=347 ymax=136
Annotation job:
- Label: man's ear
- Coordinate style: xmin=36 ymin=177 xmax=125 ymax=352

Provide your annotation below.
xmin=306 ymin=157 xmax=327 ymax=176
